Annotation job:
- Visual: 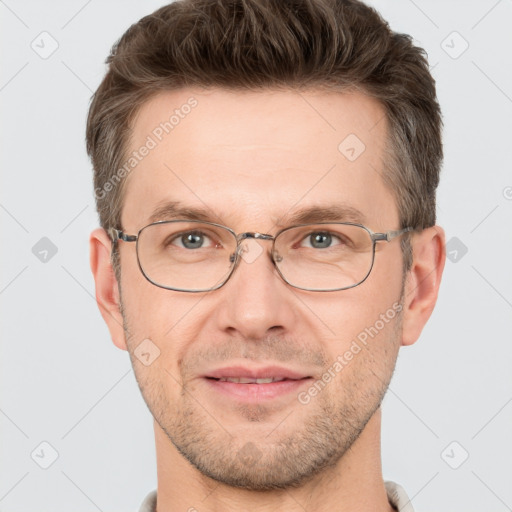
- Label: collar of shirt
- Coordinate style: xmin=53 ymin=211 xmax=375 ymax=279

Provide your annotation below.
xmin=138 ymin=481 xmax=414 ymax=512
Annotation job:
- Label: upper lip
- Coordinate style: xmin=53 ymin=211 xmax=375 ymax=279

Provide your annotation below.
xmin=204 ymin=366 xmax=311 ymax=380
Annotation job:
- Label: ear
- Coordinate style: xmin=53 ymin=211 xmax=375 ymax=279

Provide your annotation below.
xmin=401 ymin=225 xmax=446 ymax=346
xmin=89 ymin=228 xmax=127 ymax=351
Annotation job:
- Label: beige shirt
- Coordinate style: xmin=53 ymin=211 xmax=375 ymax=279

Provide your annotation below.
xmin=138 ymin=481 xmax=414 ymax=511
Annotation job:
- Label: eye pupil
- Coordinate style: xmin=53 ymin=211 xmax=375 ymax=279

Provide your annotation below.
xmin=183 ymin=232 xmax=203 ymax=249
xmin=311 ymin=232 xmax=331 ymax=248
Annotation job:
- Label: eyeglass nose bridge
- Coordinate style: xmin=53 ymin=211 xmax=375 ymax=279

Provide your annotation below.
xmin=231 ymin=231 xmax=283 ymax=265
xmin=236 ymin=232 xmax=275 ymax=242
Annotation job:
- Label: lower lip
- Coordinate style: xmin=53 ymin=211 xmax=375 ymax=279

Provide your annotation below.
xmin=203 ymin=377 xmax=312 ymax=401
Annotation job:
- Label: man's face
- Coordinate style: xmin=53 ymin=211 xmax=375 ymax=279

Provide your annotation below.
xmin=118 ymin=88 xmax=405 ymax=489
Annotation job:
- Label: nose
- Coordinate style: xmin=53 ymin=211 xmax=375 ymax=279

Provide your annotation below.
xmin=214 ymin=238 xmax=298 ymax=340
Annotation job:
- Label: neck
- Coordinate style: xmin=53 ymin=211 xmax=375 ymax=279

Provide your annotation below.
xmin=153 ymin=408 xmax=394 ymax=512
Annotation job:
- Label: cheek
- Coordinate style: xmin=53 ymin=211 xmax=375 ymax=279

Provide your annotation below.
xmin=295 ymin=260 xmax=403 ymax=382
xmin=119 ymin=268 xmax=207 ymax=374
xmin=298 ymin=282 xmax=401 ymax=346
xmin=119 ymin=250 xmax=179 ymax=334
xmin=325 ymin=308 xmax=402 ymax=398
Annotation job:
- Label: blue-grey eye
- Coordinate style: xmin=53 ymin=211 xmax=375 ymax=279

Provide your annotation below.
xmin=309 ymin=232 xmax=331 ymax=248
xmin=170 ymin=231 xmax=214 ymax=249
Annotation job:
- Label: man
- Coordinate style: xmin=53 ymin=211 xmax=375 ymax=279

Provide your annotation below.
xmin=87 ymin=0 xmax=445 ymax=510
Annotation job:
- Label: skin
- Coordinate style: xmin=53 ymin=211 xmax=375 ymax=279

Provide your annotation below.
xmin=90 ymin=88 xmax=446 ymax=512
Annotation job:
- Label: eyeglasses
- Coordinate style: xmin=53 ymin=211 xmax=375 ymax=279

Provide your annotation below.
xmin=108 ymin=220 xmax=413 ymax=293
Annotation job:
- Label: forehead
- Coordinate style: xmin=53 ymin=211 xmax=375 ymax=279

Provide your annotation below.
xmin=121 ymin=87 xmax=397 ymax=231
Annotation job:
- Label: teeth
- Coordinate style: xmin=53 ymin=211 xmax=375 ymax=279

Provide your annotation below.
xmin=218 ymin=377 xmax=286 ymax=384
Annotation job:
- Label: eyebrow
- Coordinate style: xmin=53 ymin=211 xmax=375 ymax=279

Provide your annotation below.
xmin=147 ymin=200 xmax=366 ymax=227
xmin=148 ymin=201 xmax=217 ymax=224
xmin=282 ymin=204 xmax=366 ymax=226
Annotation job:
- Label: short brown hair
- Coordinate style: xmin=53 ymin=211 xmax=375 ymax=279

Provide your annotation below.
xmin=86 ymin=0 xmax=442 ymax=272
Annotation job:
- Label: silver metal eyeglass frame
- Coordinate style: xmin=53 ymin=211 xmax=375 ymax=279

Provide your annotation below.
xmin=108 ymin=220 xmax=413 ymax=293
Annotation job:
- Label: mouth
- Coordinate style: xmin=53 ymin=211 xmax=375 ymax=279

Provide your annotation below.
xmin=210 ymin=376 xmax=298 ymax=384
xmin=202 ymin=366 xmax=313 ymax=401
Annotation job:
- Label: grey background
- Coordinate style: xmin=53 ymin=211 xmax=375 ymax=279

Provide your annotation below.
xmin=1 ymin=1 xmax=511 ymax=511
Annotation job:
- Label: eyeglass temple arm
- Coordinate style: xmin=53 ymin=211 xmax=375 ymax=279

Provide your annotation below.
xmin=372 ymin=226 xmax=414 ymax=242
xmin=107 ymin=228 xmax=137 ymax=243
